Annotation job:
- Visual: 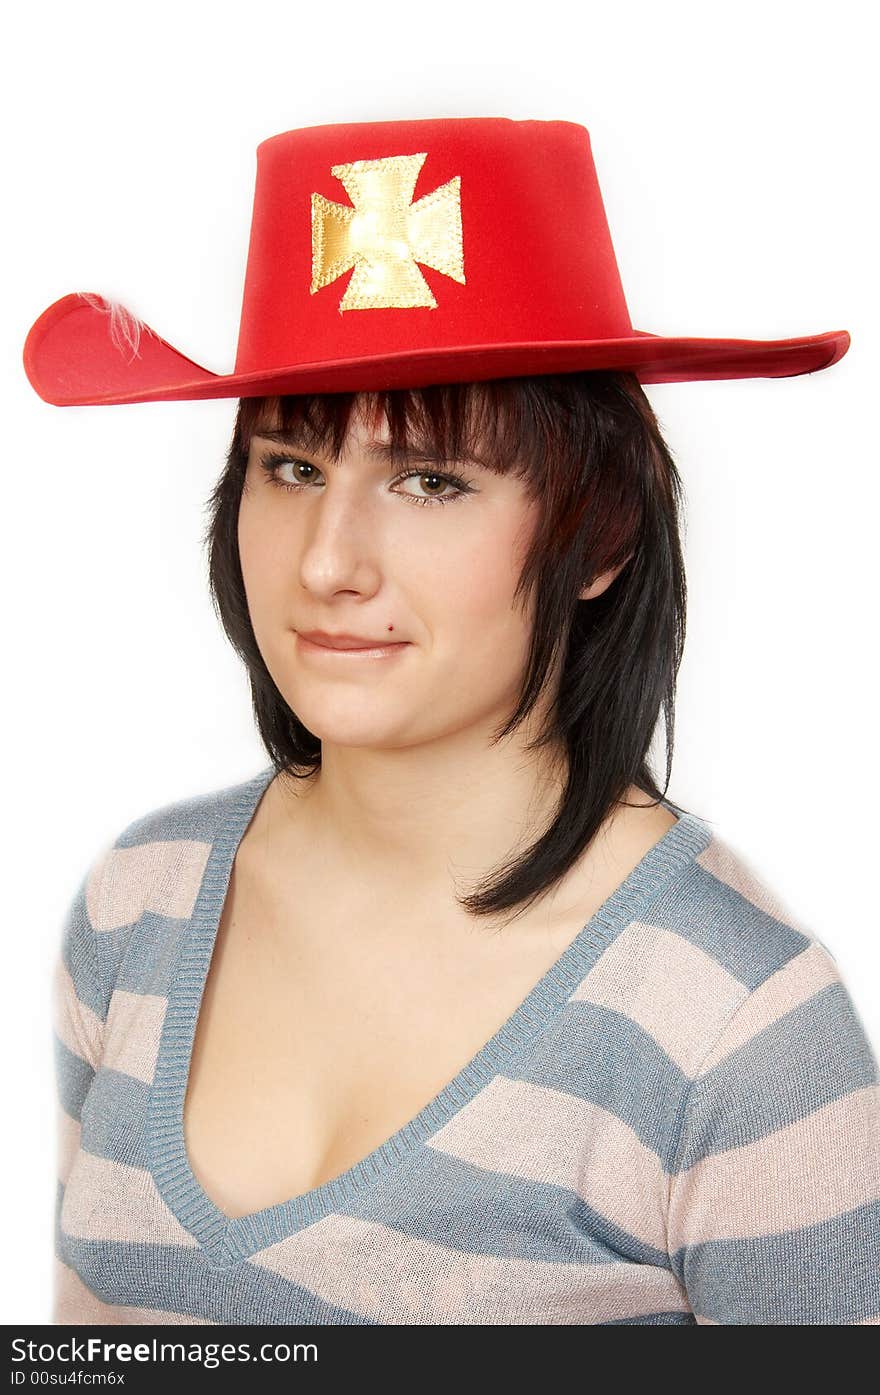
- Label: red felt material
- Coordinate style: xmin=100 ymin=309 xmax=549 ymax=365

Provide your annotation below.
xmin=22 ymin=117 xmax=850 ymax=406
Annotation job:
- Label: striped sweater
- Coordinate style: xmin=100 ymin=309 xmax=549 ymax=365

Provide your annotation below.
xmin=53 ymin=764 xmax=880 ymax=1325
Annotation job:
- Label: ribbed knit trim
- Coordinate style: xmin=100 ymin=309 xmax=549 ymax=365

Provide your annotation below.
xmin=147 ymin=765 xmax=714 ymax=1270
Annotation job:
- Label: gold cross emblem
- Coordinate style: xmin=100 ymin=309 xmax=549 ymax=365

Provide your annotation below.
xmin=311 ymin=151 xmax=465 ymax=311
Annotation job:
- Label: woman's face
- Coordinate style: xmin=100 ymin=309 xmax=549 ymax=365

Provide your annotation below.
xmin=237 ymin=404 xmax=548 ymax=753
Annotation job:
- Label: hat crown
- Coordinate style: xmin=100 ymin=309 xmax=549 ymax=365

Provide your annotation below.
xmin=233 ymin=116 xmax=633 ymax=376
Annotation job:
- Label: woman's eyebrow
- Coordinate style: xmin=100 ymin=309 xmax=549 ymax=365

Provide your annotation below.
xmin=251 ymin=428 xmax=497 ymax=471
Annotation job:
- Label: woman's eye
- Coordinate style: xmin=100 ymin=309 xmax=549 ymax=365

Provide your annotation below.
xmin=396 ymin=474 xmax=471 ymax=507
xmin=267 ymin=457 xmax=315 ymax=488
xmin=257 ymin=453 xmax=473 ymax=508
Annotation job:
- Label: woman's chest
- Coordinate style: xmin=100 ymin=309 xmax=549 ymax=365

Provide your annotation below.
xmin=181 ymin=864 xmax=585 ymax=1220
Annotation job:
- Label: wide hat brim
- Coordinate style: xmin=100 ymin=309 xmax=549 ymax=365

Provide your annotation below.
xmin=24 ymin=291 xmax=850 ymax=406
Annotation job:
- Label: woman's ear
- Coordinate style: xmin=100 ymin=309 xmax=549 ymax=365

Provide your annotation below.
xmin=579 ymin=558 xmax=630 ymax=602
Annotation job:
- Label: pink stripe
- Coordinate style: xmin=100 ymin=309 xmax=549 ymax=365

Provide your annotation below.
xmin=54 ymin=1258 xmax=216 ymax=1325
xmin=60 ymin=1151 xmax=199 ymax=1247
xmin=697 ymin=941 xmax=841 ymax=1076
xmin=87 ymin=839 xmax=212 ymax=932
xmin=252 ymin=1212 xmax=690 ymax=1324
xmin=668 ymin=1085 xmax=880 ymax=1247
xmin=426 ymin=1074 xmax=670 ymax=1250
xmin=570 ymin=919 xmax=748 ymax=1074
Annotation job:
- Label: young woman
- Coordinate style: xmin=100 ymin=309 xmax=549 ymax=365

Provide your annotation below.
xmin=29 ymin=117 xmax=878 ymax=1325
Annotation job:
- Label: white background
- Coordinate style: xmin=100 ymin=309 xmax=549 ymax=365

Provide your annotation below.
xmin=3 ymin=0 xmax=877 ymax=1324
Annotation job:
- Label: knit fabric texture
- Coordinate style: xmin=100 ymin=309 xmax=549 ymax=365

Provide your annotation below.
xmin=52 ymin=765 xmax=880 ymax=1325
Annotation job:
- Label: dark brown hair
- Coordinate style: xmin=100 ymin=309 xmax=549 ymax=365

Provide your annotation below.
xmin=204 ymin=370 xmax=692 ymax=928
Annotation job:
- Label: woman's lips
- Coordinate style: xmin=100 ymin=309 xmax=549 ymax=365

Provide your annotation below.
xmin=295 ymin=632 xmax=411 ymax=660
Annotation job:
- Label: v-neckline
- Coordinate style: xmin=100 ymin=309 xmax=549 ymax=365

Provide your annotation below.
xmin=146 ymin=763 xmax=713 ymax=1270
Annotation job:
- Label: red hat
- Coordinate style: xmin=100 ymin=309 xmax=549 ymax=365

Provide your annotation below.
xmin=22 ymin=116 xmax=850 ymax=406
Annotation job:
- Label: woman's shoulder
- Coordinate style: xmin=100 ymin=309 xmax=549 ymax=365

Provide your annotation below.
xmin=112 ymin=764 xmax=272 ymax=847
xmin=79 ymin=765 xmax=274 ymax=935
xmin=635 ymin=815 xmax=855 ymax=1061
xmin=664 ymin=820 xmax=833 ymax=961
